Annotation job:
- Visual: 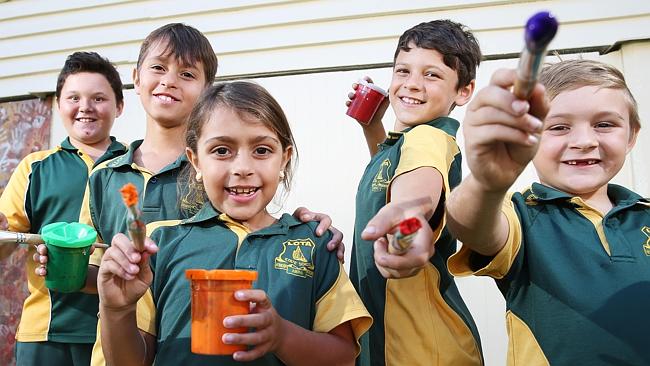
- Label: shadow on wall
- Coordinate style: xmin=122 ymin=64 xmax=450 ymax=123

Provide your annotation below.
xmin=0 ymin=98 xmax=52 ymax=366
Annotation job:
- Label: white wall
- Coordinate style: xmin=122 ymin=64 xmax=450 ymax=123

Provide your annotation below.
xmin=8 ymin=1 xmax=650 ymax=365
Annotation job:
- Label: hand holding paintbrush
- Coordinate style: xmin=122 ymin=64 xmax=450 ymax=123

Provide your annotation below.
xmin=120 ymin=183 xmax=146 ymax=252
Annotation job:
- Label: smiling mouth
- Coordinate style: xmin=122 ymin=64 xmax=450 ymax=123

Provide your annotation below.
xmin=76 ymin=117 xmax=96 ymax=123
xmin=226 ymin=187 xmax=259 ymax=196
xmin=154 ymin=94 xmax=179 ymax=102
xmin=564 ymin=159 xmax=600 ymax=166
xmin=399 ymin=96 xmax=424 ymax=105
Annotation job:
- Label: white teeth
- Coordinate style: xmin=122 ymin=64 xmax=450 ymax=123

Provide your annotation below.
xmin=401 ymin=97 xmax=422 ymax=105
xmin=229 ymin=187 xmax=257 ymax=195
xmin=156 ymin=95 xmax=174 ymax=102
xmin=566 ymin=160 xmax=598 ymax=165
xmin=77 ymin=118 xmax=94 ymax=123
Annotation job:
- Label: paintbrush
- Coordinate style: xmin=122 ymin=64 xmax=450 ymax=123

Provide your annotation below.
xmin=120 ymin=183 xmax=146 ymax=251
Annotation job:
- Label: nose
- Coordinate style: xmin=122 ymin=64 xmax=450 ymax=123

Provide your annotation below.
xmin=79 ymin=98 xmax=94 ymax=113
xmin=161 ymin=72 xmax=178 ymax=88
xmin=569 ymin=125 xmax=598 ymax=150
xmin=403 ymin=73 xmax=423 ymax=91
xmin=232 ymin=153 xmax=254 ymax=178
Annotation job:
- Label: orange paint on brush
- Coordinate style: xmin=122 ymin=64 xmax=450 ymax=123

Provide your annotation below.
xmin=120 ymin=183 xmax=138 ymax=207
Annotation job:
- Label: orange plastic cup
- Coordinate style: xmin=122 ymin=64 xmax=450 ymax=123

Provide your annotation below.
xmin=186 ymin=269 xmax=258 ymax=355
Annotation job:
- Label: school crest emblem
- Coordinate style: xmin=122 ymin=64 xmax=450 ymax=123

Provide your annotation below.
xmin=371 ymin=159 xmax=392 ymax=192
xmin=642 ymin=226 xmax=650 ymax=256
xmin=275 ymin=238 xmax=315 ymax=278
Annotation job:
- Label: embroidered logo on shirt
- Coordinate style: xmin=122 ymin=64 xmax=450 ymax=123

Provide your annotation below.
xmin=371 ymin=159 xmax=392 ymax=192
xmin=275 ymin=238 xmax=315 ymax=278
xmin=642 ymin=226 xmax=650 ymax=256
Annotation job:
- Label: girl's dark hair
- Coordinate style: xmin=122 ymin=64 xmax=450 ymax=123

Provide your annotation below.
xmin=137 ymin=23 xmax=218 ymax=85
xmin=181 ymin=81 xmax=297 ymax=214
xmin=55 ymin=52 xmax=124 ymax=105
xmin=394 ymin=19 xmax=482 ymax=89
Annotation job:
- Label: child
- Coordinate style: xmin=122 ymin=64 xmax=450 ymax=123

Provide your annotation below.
xmin=349 ymin=20 xmax=484 ymax=365
xmin=0 ymin=51 xmax=127 ymax=365
xmin=97 ymin=81 xmax=372 ymax=365
xmin=446 ymin=60 xmax=648 ymax=365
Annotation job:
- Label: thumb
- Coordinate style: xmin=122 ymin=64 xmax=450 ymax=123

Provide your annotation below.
xmin=361 ymin=204 xmax=403 ymax=241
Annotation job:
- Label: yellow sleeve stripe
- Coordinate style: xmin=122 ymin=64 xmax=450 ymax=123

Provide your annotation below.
xmin=448 ymin=193 xmax=523 ymax=279
xmin=393 ymin=124 xmax=459 ymax=197
xmin=0 ymin=149 xmax=57 ymax=233
xmin=137 ymin=288 xmax=157 ymax=336
xmin=505 ymin=310 xmax=550 ymax=365
xmin=146 ymin=220 xmax=182 ymax=236
xmin=314 ymin=263 xmax=372 ymax=356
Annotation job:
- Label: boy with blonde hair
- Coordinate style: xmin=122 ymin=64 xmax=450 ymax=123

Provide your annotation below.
xmin=446 ymin=59 xmax=648 ymax=364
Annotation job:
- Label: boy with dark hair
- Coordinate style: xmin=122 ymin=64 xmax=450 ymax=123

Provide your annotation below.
xmin=446 ymin=59 xmax=648 ymax=364
xmin=348 ymin=20 xmax=484 ymax=365
xmin=0 ymin=51 xmax=127 ymax=365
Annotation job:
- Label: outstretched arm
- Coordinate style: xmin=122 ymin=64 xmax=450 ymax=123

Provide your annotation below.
xmin=446 ymin=68 xmax=548 ymax=256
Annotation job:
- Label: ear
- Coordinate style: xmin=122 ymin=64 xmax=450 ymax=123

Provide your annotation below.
xmin=281 ymin=145 xmax=293 ymax=172
xmin=132 ymin=68 xmax=141 ymax=96
xmin=626 ymin=126 xmax=640 ymax=154
xmin=454 ymin=79 xmax=475 ymax=107
xmin=186 ymin=147 xmax=200 ymax=174
xmin=115 ymin=100 xmax=124 ymax=118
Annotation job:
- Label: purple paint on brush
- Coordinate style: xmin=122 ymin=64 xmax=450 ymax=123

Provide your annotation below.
xmin=525 ymin=11 xmax=559 ymax=52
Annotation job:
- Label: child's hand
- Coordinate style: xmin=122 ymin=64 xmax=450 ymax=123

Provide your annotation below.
xmin=463 ymin=68 xmax=548 ymax=192
xmin=33 ymin=242 xmax=108 ymax=277
xmin=97 ymin=233 xmax=158 ymax=311
xmin=293 ymin=207 xmax=345 ymax=262
xmin=223 ymin=289 xmax=285 ymax=362
xmin=346 ymin=76 xmax=389 ymax=128
xmin=362 ymin=204 xmax=434 ymax=279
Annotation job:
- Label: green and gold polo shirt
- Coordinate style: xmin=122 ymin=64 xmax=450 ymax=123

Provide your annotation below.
xmin=80 ymin=139 xmax=188 ymax=265
xmin=351 ymin=118 xmax=482 ymax=366
xmin=136 ymin=203 xmax=371 ymax=365
xmin=449 ymin=183 xmax=650 ymax=365
xmin=0 ymin=137 xmax=126 ymax=343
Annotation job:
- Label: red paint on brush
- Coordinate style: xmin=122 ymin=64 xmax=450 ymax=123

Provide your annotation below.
xmin=399 ymin=217 xmax=421 ymax=236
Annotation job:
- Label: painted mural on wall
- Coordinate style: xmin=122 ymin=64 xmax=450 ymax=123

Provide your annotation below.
xmin=0 ymin=98 xmax=52 ymax=366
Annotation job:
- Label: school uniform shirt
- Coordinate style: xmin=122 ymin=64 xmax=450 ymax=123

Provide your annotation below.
xmin=449 ymin=183 xmax=650 ymax=365
xmin=134 ymin=203 xmax=372 ymax=365
xmin=0 ymin=137 xmax=126 ymax=343
xmin=80 ymin=139 xmax=189 ymax=266
xmin=351 ymin=118 xmax=483 ymax=366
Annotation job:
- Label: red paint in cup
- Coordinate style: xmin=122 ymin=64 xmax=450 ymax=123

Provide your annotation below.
xmin=346 ymin=80 xmax=388 ymax=124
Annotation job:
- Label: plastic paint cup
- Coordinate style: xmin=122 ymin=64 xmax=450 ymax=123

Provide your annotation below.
xmin=186 ymin=269 xmax=258 ymax=355
xmin=346 ymin=79 xmax=388 ymax=124
xmin=42 ymin=222 xmax=97 ymax=293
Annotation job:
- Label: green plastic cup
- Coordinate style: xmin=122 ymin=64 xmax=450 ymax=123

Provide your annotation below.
xmin=42 ymin=222 xmax=97 ymax=293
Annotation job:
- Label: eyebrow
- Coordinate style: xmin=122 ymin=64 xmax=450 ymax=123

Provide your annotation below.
xmin=547 ymin=110 xmax=626 ymax=121
xmin=205 ymin=135 xmax=281 ymax=145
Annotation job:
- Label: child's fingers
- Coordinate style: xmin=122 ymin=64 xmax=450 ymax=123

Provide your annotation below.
xmin=374 ymin=239 xmax=428 ymax=279
xmin=231 ymin=341 xmax=270 ymax=362
xmin=488 ymin=68 xmax=517 ymax=88
xmin=100 ymin=254 xmax=137 ymax=281
xmin=102 ymin=246 xmax=141 ymax=279
xmin=473 ymin=123 xmax=539 ymax=147
xmin=234 ymin=288 xmax=268 ymax=305
xmin=224 ymin=312 xmax=271 ymax=330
